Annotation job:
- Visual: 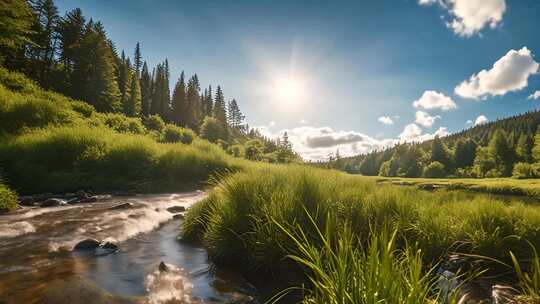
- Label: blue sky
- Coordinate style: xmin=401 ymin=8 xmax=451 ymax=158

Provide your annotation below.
xmin=55 ymin=0 xmax=540 ymax=160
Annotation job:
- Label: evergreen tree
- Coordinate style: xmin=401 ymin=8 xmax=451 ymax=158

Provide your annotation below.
xmin=27 ymin=0 xmax=59 ymax=88
xmin=140 ymin=61 xmax=152 ymax=116
xmin=281 ymin=132 xmax=292 ymax=151
xmin=171 ymin=72 xmax=187 ymax=126
xmin=453 ymin=138 xmax=477 ymax=169
xmin=72 ymin=20 xmax=121 ymax=112
xmin=516 ymin=133 xmax=533 ymax=163
xmin=487 ymin=129 xmax=515 ymax=176
xmin=123 ymin=71 xmax=141 ymax=116
xmin=213 ymin=85 xmax=227 ymax=126
xmin=430 ymin=136 xmax=451 ymax=171
xmin=186 ymin=75 xmax=201 ymax=129
xmin=227 ymin=99 xmax=244 ymax=128
xmin=56 ymin=8 xmax=85 ymax=93
xmin=0 ymin=0 xmax=34 ymax=64
xmin=134 ymin=42 xmax=142 ymax=75
xmin=202 ymin=85 xmax=213 ymax=117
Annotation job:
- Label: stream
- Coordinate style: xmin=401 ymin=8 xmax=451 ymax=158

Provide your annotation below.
xmin=0 ymin=192 xmax=257 ymax=304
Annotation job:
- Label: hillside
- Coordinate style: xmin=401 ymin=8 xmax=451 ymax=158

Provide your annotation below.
xmin=328 ymin=110 xmax=540 ymax=179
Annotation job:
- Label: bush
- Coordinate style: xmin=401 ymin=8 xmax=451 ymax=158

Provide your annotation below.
xmin=423 ymin=161 xmax=445 ymax=178
xmin=100 ymin=113 xmax=146 ymax=134
xmin=200 ymin=116 xmax=227 ymax=143
xmin=143 ymin=114 xmax=165 ymax=132
xmin=512 ymin=162 xmax=540 ymax=179
xmin=161 ymin=124 xmax=194 ymax=144
xmin=0 ymin=182 xmax=17 ymax=213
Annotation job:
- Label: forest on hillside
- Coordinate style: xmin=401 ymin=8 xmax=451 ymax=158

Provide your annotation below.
xmin=326 ymin=110 xmax=540 ymax=179
xmin=0 ymin=0 xmax=298 ymax=164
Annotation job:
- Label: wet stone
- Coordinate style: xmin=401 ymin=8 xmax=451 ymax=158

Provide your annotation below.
xmin=40 ymin=198 xmax=68 ymax=207
xmin=167 ymin=206 xmax=186 ymax=213
xmin=73 ymin=239 xmax=101 ymax=251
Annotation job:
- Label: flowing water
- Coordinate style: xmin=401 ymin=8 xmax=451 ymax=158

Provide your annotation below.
xmin=0 ymin=192 xmax=255 ymax=304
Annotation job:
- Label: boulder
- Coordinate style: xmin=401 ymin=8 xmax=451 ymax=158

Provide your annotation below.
xmin=76 ymin=190 xmax=89 ymax=199
xmin=18 ymin=196 xmax=35 ymax=206
xmin=73 ymin=239 xmax=101 ymax=251
xmin=158 ymin=261 xmax=168 ymax=272
xmin=173 ymin=213 xmax=185 ymax=220
xmin=94 ymin=241 xmax=119 ymax=256
xmin=77 ymin=196 xmax=98 ymax=204
xmin=40 ymin=198 xmax=67 ymax=207
xmin=167 ymin=206 xmax=186 ymax=213
xmin=110 ymin=202 xmax=133 ymax=210
xmin=34 ymin=193 xmax=54 ymax=201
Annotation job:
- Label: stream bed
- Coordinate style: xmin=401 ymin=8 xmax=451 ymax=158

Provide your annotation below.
xmin=0 ymin=192 xmax=257 ymax=304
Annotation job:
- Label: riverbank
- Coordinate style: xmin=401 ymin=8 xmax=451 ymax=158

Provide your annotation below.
xmin=183 ymin=165 xmax=540 ymax=303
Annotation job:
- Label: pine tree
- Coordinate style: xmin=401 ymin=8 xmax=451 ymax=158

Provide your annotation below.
xmin=140 ymin=61 xmax=152 ymax=116
xmin=0 ymin=0 xmax=34 ymax=64
xmin=171 ymin=72 xmax=187 ymax=126
xmin=202 ymin=85 xmax=213 ymax=117
xmin=72 ymin=21 xmax=121 ymax=112
xmin=454 ymin=138 xmax=477 ymax=169
xmin=430 ymin=136 xmax=451 ymax=171
xmin=516 ymin=133 xmax=533 ymax=163
xmin=227 ymin=99 xmax=244 ymax=128
xmin=213 ymin=85 xmax=227 ymax=126
xmin=281 ymin=132 xmax=292 ymax=151
xmin=151 ymin=63 xmax=163 ymax=116
xmin=186 ymin=75 xmax=201 ymax=129
xmin=56 ymin=8 xmax=85 ymax=94
xmin=487 ymin=129 xmax=515 ymax=176
xmin=134 ymin=42 xmax=142 ymax=76
xmin=123 ymin=71 xmax=141 ymax=116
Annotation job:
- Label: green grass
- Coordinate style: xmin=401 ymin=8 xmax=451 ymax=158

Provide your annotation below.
xmin=0 ymin=67 xmax=246 ymax=194
xmin=0 ymin=181 xmax=17 ymax=212
xmin=183 ymin=165 xmax=540 ymax=301
xmin=373 ymin=176 xmax=540 ymax=198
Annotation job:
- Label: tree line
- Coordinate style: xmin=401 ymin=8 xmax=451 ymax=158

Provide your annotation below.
xmin=326 ymin=110 xmax=540 ymax=178
xmin=0 ymin=0 xmax=298 ymax=162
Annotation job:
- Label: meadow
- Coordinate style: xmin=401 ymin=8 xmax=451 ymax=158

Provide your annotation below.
xmin=183 ymin=165 xmax=540 ymax=303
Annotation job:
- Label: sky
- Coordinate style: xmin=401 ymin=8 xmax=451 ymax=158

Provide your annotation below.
xmin=55 ymin=0 xmax=540 ymax=161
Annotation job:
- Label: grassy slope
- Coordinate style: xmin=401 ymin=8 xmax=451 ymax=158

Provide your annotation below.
xmin=183 ymin=165 xmax=540 ymax=302
xmin=0 ymin=67 xmax=245 ymax=195
xmin=373 ymin=176 xmax=540 ymax=198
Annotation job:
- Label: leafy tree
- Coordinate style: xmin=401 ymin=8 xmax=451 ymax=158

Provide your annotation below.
xmin=423 ymin=161 xmax=445 ymax=178
xmin=244 ymin=139 xmax=263 ymax=161
xmin=473 ymin=147 xmax=496 ymax=178
xmin=200 ymin=116 xmax=227 ymax=143
xmin=0 ymin=0 xmax=34 ymax=64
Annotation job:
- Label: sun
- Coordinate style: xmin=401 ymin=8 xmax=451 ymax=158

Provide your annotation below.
xmin=272 ymin=74 xmax=308 ymax=105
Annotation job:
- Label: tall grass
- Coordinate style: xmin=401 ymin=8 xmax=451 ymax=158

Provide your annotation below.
xmin=182 ymin=165 xmax=540 ymax=302
xmin=0 ymin=126 xmax=242 ymax=194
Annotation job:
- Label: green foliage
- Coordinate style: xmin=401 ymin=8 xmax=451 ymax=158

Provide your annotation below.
xmin=0 ymin=181 xmax=17 ymax=212
xmin=513 ymin=162 xmax=540 ymax=179
xmin=161 ymin=124 xmax=194 ymax=144
xmin=454 ymin=138 xmax=477 ymax=169
xmin=200 ymin=116 xmax=227 ymax=143
xmin=511 ymin=246 xmax=540 ymax=301
xmin=423 ymin=161 xmax=445 ymax=178
xmin=0 ymin=0 xmax=34 ymax=63
xmin=184 ymin=166 xmax=540 ymax=273
xmin=487 ymin=129 xmax=515 ymax=177
xmin=100 ymin=113 xmax=146 ymax=134
xmin=142 ymin=114 xmax=165 ymax=132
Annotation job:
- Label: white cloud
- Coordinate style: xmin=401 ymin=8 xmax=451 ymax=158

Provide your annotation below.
xmin=415 ymin=111 xmax=441 ymax=127
xmin=420 ymin=0 xmax=506 ymax=37
xmin=399 ymin=123 xmax=449 ymax=143
xmin=255 ymin=122 xmax=450 ymax=161
xmin=466 ymin=119 xmax=473 ymax=124
xmin=378 ymin=116 xmax=394 ymax=125
xmin=412 ymin=90 xmax=457 ymax=111
xmin=474 ymin=115 xmax=489 ymax=126
xmin=299 ymin=119 xmax=308 ymax=124
xmin=528 ymin=91 xmax=540 ymax=100
xmin=455 ymin=47 xmax=539 ymax=99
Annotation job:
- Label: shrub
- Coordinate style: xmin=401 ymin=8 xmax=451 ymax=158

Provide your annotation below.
xmin=0 ymin=182 xmax=17 ymax=213
xmin=100 ymin=113 xmax=146 ymax=134
xmin=143 ymin=114 xmax=165 ymax=132
xmin=423 ymin=161 xmax=445 ymax=178
xmin=200 ymin=116 xmax=227 ymax=143
xmin=161 ymin=124 xmax=194 ymax=144
xmin=512 ymin=162 xmax=540 ymax=179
